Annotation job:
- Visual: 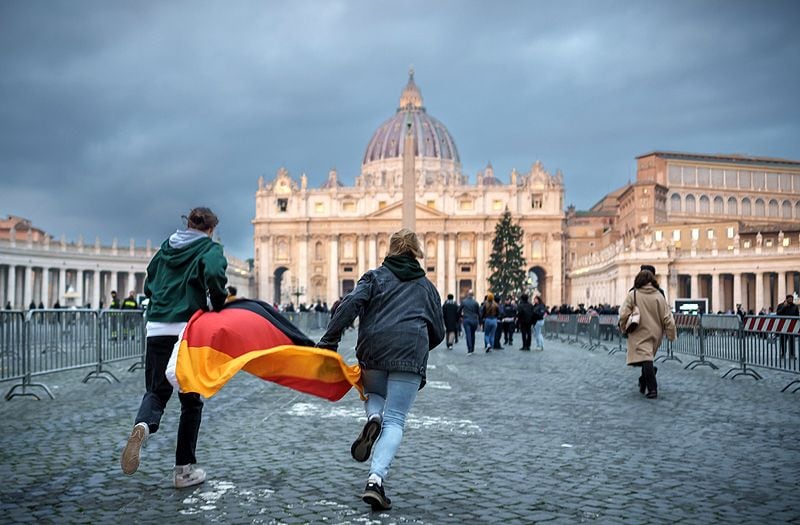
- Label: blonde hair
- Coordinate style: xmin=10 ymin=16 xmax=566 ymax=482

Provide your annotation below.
xmin=386 ymin=228 xmax=423 ymax=258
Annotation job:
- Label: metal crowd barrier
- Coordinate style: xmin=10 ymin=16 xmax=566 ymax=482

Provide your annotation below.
xmin=281 ymin=311 xmax=330 ymax=333
xmin=1 ymin=309 xmax=146 ymax=400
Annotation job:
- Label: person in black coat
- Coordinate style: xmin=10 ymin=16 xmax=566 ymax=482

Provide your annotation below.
xmin=501 ymin=297 xmax=517 ymax=346
xmin=516 ymin=293 xmax=535 ymax=350
xmin=442 ymin=294 xmax=460 ymax=349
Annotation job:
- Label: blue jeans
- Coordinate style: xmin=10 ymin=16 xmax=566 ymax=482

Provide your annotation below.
xmin=534 ymin=320 xmax=545 ymax=349
xmin=463 ymin=318 xmax=478 ymax=353
xmin=483 ymin=318 xmax=498 ymax=349
xmin=362 ymin=369 xmax=422 ymax=480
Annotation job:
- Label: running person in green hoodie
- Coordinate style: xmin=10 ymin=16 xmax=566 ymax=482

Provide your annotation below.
xmin=121 ymin=207 xmax=227 ymax=488
xmin=317 ymin=228 xmax=445 ymax=511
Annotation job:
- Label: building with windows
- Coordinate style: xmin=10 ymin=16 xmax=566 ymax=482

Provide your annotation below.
xmin=566 ymin=152 xmax=800 ymax=312
xmin=253 ymin=71 xmax=566 ymax=306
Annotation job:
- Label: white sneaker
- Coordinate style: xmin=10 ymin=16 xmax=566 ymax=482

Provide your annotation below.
xmin=121 ymin=422 xmax=149 ymax=475
xmin=173 ymin=464 xmax=206 ymax=488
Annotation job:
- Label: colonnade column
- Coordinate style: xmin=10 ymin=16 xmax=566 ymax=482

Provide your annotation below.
xmin=733 ymin=273 xmax=742 ymax=309
xmin=777 ymin=271 xmax=787 ymax=304
xmin=436 ymin=234 xmax=445 ymax=294
xmin=23 ymin=266 xmax=33 ymax=307
xmin=711 ymin=273 xmax=721 ymax=313
xmin=476 ymin=233 xmax=485 ymax=300
xmin=7 ymin=265 xmax=16 ymax=308
xmin=447 ymin=234 xmax=456 ymax=298
xmin=58 ymin=268 xmax=66 ymax=305
xmin=328 ymin=235 xmax=339 ymax=303
xmin=92 ymin=270 xmax=101 ymax=309
xmin=41 ymin=268 xmax=50 ymax=307
xmin=76 ymin=270 xmax=84 ymax=307
xmin=690 ymin=273 xmax=699 ymax=299
xmin=127 ymin=271 xmax=135 ymax=294
xmin=755 ymin=272 xmax=764 ymax=312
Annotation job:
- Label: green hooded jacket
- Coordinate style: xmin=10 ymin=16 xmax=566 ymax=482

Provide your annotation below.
xmin=144 ymin=236 xmax=228 ymax=322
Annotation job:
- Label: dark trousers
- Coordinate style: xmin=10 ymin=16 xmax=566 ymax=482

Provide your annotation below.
xmin=135 ymin=335 xmax=203 ymax=466
xmin=640 ymin=361 xmax=658 ymax=394
xmin=463 ymin=318 xmax=478 ymax=353
xmin=520 ymin=323 xmax=532 ymax=349
xmin=502 ymin=321 xmax=515 ymax=344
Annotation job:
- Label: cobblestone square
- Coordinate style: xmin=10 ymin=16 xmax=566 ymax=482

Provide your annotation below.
xmin=1 ymin=329 xmax=799 ymax=524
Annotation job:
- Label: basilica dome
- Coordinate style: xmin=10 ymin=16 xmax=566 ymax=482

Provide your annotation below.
xmin=362 ymin=71 xmax=460 ymax=166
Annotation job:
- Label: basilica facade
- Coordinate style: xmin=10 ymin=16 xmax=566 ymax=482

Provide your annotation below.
xmin=253 ymin=72 xmax=566 ymax=306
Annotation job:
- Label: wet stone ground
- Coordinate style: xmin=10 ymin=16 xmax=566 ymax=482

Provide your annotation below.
xmin=1 ymin=328 xmax=799 ymax=524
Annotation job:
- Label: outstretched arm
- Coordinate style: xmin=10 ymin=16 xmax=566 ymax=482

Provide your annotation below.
xmin=316 ymin=272 xmax=373 ymax=351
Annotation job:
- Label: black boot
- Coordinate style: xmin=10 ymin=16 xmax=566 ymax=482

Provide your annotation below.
xmin=642 ymin=361 xmax=657 ymax=398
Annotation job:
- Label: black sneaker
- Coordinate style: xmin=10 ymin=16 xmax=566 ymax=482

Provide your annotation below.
xmin=362 ymin=480 xmax=392 ymax=511
xmin=351 ymin=414 xmax=382 ymax=462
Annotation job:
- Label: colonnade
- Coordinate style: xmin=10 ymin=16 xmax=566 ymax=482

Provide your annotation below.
xmin=0 ymin=264 xmax=142 ymax=309
xmin=674 ymin=270 xmax=800 ymax=314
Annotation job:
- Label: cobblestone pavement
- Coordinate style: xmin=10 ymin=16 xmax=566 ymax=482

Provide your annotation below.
xmin=1 ymin=328 xmax=799 ymax=524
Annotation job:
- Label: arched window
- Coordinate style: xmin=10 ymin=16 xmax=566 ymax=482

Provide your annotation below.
xmin=754 ymin=198 xmax=765 ymax=217
xmin=532 ymin=239 xmax=543 ymax=259
xmin=782 ymin=201 xmax=792 ymax=218
xmin=685 ymin=194 xmax=696 ymax=214
xmin=727 ymin=197 xmax=738 ymax=215
xmin=741 ymin=198 xmax=751 ymax=216
xmin=379 ymin=240 xmax=387 ymax=256
xmin=699 ymin=195 xmax=710 ymax=214
xmin=670 ymin=193 xmax=681 ymax=212
xmin=768 ymin=199 xmax=779 ymax=217
xmin=426 ymin=240 xmax=436 ymax=259
xmin=713 ymin=196 xmax=724 ymax=214
xmin=460 ymin=239 xmax=471 ymax=257
xmin=315 ymin=241 xmax=323 ymax=260
xmin=343 ymin=239 xmax=354 ymax=259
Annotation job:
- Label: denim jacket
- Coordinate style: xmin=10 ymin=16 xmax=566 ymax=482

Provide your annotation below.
xmin=318 ymin=266 xmax=445 ymax=387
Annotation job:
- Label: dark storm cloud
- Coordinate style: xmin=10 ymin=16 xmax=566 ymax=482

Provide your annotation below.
xmin=1 ymin=0 xmax=798 ymax=257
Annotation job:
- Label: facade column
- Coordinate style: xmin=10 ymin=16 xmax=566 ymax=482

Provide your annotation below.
xmin=777 ymin=271 xmax=787 ymax=305
xmin=258 ymin=238 xmax=271 ymax=301
xmin=447 ymin=233 xmax=457 ymax=298
xmin=92 ymin=270 xmax=101 ymax=309
xmin=690 ymin=273 xmax=699 ymax=299
xmin=23 ymin=265 xmax=33 ymax=308
xmin=127 ymin=271 xmax=136 ymax=294
xmin=755 ymin=272 xmax=764 ymax=313
xmin=436 ymin=234 xmax=446 ymax=295
xmin=733 ymin=273 xmax=742 ymax=309
xmin=711 ymin=273 xmax=721 ymax=313
xmin=328 ymin=235 xmax=339 ymax=303
xmin=368 ymin=234 xmax=377 ymax=270
xmin=7 ymin=265 xmax=16 ymax=308
xmin=76 ymin=269 xmax=85 ymax=307
xmin=298 ymin=235 xmax=308 ymax=305
xmin=357 ymin=235 xmax=366 ymax=276
xmin=41 ymin=268 xmax=50 ymax=307
xmin=476 ymin=233 xmax=485 ymax=300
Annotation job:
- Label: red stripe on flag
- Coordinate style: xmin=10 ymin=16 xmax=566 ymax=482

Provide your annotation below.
xmin=183 ymin=308 xmax=293 ymax=359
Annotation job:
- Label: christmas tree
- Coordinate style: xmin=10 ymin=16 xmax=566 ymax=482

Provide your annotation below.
xmin=488 ymin=208 xmax=527 ymax=300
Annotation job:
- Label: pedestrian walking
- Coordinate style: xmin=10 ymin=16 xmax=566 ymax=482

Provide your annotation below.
xmin=460 ymin=290 xmax=480 ymax=355
xmin=481 ymin=293 xmax=500 ymax=352
xmin=316 ymin=228 xmax=444 ymax=511
xmin=532 ymin=296 xmax=547 ymax=351
xmin=618 ymin=269 xmax=676 ymax=399
xmin=442 ymin=294 xmax=459 ymax=349
xmin=120 ymin=207 xmax=228 ymax=488
xmin=501 ymin=297 xmax=517 ymax=346
xmin=516 ymin=293 xmax=534 ymax=350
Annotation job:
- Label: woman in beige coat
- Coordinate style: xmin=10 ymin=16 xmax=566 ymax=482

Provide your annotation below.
xmin=618 ymin=270 xmax=676 ymax=398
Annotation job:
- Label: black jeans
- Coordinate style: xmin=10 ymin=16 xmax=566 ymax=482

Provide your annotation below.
xmin=135 ymin=335 xmax=203 ymax=466
xmin=520 ymin=323 xmax=532 ymax=349
xmin=640 ymin=361 xmax=658 ymax=394
xmin=502 ymin=321 xmax=515 ymax=344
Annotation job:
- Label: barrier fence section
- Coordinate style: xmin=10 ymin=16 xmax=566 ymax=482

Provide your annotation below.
xmin=1 ymin=309 xmax=146 ymax=400
xmin=281 ymin=311 xmax=331 ymax=333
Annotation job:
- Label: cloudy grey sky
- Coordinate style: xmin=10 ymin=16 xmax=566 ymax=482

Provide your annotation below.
xmin=1 ymin=0 xmax=799 ymax=259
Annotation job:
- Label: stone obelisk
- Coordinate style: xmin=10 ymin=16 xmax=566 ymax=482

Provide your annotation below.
xmin=402 ymin=118 xmax=416 ymax=231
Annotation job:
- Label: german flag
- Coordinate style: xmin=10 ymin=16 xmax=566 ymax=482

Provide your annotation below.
xmin=167 ymin=299 xmax=362 ymax=401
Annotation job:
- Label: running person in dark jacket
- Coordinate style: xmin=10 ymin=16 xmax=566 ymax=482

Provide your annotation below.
xmin=120 ymin=207 xmax=228 ymax=488
xmin=317 ymin=228 xmax=445 ymax=511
